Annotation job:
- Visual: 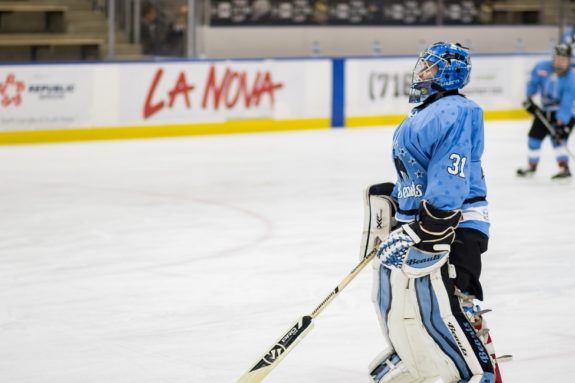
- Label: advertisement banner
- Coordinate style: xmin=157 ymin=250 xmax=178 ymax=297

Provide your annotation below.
xmin=118 ymin=60 xmax=332 ymax=126
xmin=0 ymin=66 xmax=94 ymax=131
xmin=346 ymin=57 xmax=413 ymax=118
xmin=345 ymin=54 xmax=546 ymax=122
xmin=0 ymin=54 xmax=546 ymax=144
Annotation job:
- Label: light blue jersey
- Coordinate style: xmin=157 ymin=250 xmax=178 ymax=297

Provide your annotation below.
xmin=559 ymin=31 xmax=575 ymax=66
xmin=527 ymin=60 xmax=575 ymax=123
xmin=561 ymin=27 xmax=575 ymax=47
xmin=391 ymin=92 xmax=489 ymax=236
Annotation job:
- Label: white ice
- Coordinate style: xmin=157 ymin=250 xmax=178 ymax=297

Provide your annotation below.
xmin=1 ymin=120 xmax=574 ymax=383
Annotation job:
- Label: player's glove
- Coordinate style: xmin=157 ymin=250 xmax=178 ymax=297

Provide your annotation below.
xmin=377 ymin=200 xmax=462 ymax=277
xmin=522 ymin=97 xmax=538 ymax=115
xmin=552 ymin=123 xmax=573 ymax=142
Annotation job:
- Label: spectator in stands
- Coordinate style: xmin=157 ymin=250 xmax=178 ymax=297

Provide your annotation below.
xmin=251 ymin=0 xmax=272 ymax=23
xmin=313 ymin=0 xmax=329 ymax=24
xmin=165 ymin=4 xmax=188 ymax=57
xmin=141 ymin=3 xmax=165 ymax=56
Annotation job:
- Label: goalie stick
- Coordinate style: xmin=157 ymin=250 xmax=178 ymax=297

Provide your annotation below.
xmin=533 ymin=107 xmax=575 ymax=161
xmin=236 ymin=236 xmax=382 ymax=383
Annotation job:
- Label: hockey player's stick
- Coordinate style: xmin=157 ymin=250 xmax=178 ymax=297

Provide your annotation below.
xmin=236 ymin=236 xmax=382 ymax=383
xmin=533 ymin=107 xmax=575 ymax=161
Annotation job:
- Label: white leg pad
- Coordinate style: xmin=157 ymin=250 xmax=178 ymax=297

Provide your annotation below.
xmin=372 ymin=266 xmax=465 ymax=383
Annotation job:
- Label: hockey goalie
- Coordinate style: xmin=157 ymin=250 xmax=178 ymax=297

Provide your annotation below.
xmin=363 ymin=42 xmax=508 ymax=383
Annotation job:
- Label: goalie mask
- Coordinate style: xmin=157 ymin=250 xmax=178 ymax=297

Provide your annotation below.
xmin=409 ymin=42 xmax=471 ymax=103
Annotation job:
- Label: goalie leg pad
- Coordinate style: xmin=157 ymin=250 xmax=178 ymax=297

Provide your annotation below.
xmin=372 ymin=264 xmax=496 ymax=383
xmin=372 ymin=265 xmax=461 ymax=382
xmin=457 ymin=290 xmax=507 ymax=383
xmin=416 ymin=271 xmax=496 ymax=382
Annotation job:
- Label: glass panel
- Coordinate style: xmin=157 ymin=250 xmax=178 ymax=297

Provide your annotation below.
xmin=140 ymin=0 xmax=189 ymax=57
xmin=207 ymin=0 xmax=553 ymax=26
xmin=210 ymin=0 xmax=440 ymax=26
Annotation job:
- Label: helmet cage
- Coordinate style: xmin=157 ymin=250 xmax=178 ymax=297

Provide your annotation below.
xmin=409 ymin=42 xmax=471 ymax=103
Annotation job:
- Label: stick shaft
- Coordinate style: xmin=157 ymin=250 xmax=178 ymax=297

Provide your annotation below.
xmin=237 ymin=238 xmax=381 ymax=383
xmin=311 ymin=239 xmax=380 ymax=318
xmin=534 ymin=108 xmax=575 ymax=161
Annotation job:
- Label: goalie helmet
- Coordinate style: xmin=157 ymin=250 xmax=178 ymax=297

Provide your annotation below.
xmin=409 ymin=42 xmax=471 ymax=103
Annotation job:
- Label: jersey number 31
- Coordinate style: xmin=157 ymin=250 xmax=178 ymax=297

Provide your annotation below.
xmin=447 ymin=153 xmax=467 ymax=178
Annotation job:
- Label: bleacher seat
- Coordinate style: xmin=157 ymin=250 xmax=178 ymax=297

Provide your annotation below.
xmin=0 ymin=0 xmax=104 ymax=61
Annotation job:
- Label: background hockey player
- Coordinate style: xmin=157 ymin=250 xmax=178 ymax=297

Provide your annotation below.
xmin=561 ymin=26 xmax=575 ymax=57
xmin=517 ymin=43 xmax=575 ymax=180
xmin=367 ymin=42 xmax=504 ymax=383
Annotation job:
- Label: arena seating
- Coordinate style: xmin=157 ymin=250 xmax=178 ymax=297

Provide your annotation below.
xmin=0 ymin=0 xmax=141 ymax=61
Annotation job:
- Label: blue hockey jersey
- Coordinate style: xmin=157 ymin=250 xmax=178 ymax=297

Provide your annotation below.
xmin=526 ymin=60 xmax=575 ymax=123
xmin=391 ymin=92 xmax=490 ymax=236
xmin=561 ymin=27 xmax=575 ymax=48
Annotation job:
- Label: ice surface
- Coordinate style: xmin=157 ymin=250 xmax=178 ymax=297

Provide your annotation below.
xmin=0 ymin=120 xmax=574 ymax=382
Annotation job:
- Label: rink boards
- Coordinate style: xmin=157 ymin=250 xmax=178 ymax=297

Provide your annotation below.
xmin=0 ymin=54 xmax=541 ymax=144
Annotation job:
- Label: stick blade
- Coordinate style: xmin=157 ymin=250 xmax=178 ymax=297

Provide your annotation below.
xmin=237 ymin=315 xmax=314 ymax=383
